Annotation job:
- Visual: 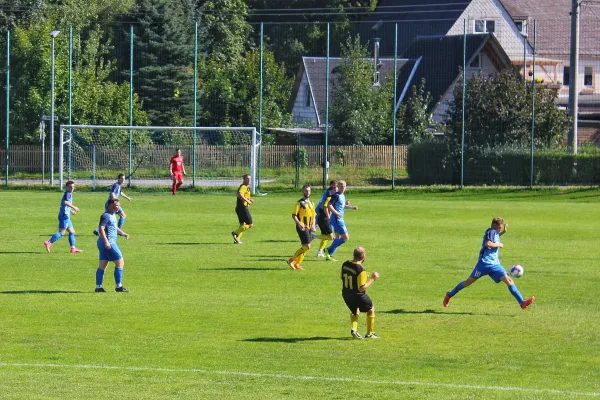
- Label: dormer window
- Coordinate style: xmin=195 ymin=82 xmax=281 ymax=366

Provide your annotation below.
xmin=474 ymin=19 xmax=495 ymax=34
xmin=514 ymin=20 xmax=528 ymax=36
xmin=469 ymin=54 xmax=482 ymax=69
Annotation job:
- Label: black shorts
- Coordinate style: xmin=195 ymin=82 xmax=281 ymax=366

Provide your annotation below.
xmin=342 ymin=292 xmax=373 ymax=314
xmin=296 ymin=226 xmax=313 ymax=244
xmin=236 ymin=207 xmax=252 ymax=225
xmin=317 ymin=211 xmax=332 ymax=235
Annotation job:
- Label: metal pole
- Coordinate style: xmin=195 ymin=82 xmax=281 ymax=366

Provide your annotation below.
xmin=530 ymin=21 xmax=536 ymax=188
xmin=50 ymin=32 xmax=58 ymax=186
xmin=193 ymin=21 xmax=198 ymax=187
xmin=295 ymin=132 xmax=300 ymax=189
xmin=68 ymin=26 xmax=72 ymax=179
xmin=40 ymin=122 xmax=45 ymax=184
xmin=323 ymin=23 xmax=330 ymax=189
xmin=258 ymin=22 xmax=264 ymax=192
xmin=5 ymin=31 xmax=9 ymax=185
xmin=568 ymin=0 xmax=580 ymax=153
xmin=392 ymin=24 xmax=398 ymax=190
xmin=523 ymin=32 xmax=527 ymax=88
xmin=129 ymin=25 xmax=133 ymax=186
xmin=461 ymin=20 xmax=466 ymax=188
xmin=92 ymin=144 xmax=97 ymax=190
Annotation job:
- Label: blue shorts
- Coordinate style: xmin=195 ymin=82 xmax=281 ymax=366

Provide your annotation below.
xmin=58 ymin=218 xmax=73 ymax=230
xmin=470 ymin=262 xmax=507 ymax=283
xmin=331 ymin=218 xmax=348 ymax=235
xmin=97 ymin=241 xmax=123 ymax=262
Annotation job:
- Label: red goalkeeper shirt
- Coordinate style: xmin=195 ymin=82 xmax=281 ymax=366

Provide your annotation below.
xmin=170 ymin=156 xmax=184 ymax=173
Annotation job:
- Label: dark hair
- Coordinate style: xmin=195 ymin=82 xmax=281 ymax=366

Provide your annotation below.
xmin=117 ymin=173 xmax=125 ymax=180
xmin=107 ymin=198 xmax=120 ymax=205
xmin=66 ymin=180 xmax=75 ymax=186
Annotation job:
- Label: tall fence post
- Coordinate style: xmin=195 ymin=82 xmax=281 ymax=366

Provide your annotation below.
xmin=193 ymin=20 xmax=198 ymax=187
xmin=128 ymin=25 xmax=133 ymax=187
xmin=461 ymin=19 xmax=466 ymax=188
xmin=257 ymin=22 xmax=264 ymax=193
xmin=5 ymin=31 xmax=9 ymax=185
xmin=323 ymin=23 xmax=330 ymax=189
xmin=530 ymin=20 xmax=537 ymax=187
xmin=68 ymin=26 xmax=73 ymax=180
xmin=392 ymin=23 xmax=398 ymax=190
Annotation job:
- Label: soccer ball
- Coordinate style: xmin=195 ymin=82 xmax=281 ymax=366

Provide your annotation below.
xmin=510 ymin=265 xmax=524 ymax=278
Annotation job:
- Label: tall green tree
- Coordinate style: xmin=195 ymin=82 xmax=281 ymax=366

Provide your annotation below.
xmin=444 ymin=69 xmax=570 ymax=151
xmin=396 ymin=78 xmax=434 ymax=144
xmin=329 ymin=36 xmax=394 ymax=145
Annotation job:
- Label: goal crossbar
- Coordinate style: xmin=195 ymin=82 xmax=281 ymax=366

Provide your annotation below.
xmin=59 ymin=125 xmax=259 ymax=192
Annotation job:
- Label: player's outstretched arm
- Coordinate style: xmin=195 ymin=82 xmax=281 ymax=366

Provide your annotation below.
xmin=116 ymin=227 xmax=130 ymax=240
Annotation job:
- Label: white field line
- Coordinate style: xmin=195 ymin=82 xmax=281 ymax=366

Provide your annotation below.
xmin=0 ymin=362 xmax=598 ymax=397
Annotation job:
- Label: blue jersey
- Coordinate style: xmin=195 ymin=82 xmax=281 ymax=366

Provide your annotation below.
xmin=108 ymin=182 xmax=122 ymax=201
xmin=58 ymin=191 xmax=73 ymax=220
xmin=98 ymin=212 xmax=118 ymax=244
xmin=329 ymin=192 xmax=346 ymax=221
xmin=478 ymin=228 xmax=500 ymax=265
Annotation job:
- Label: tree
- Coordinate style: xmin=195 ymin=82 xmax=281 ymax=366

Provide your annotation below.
xmin=329 ymin=35 xmax=394 ymax=145
xmin=396 ymin=78 xmax=434 ymax=144
xmin=444 ymin=68 xmax=570 ymax=152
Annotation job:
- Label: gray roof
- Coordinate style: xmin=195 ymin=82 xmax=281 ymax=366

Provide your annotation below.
xmin=500 ymin=0 xmax=599 ymax=56
xmin=292 ymin=56 xmax=411 ymax=126
xmin=397 ymin=33 xmax=513 ymax=110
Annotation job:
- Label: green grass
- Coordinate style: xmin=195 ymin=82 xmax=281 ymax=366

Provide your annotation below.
xmin=0 ymin=189 xmax=599 ymax=399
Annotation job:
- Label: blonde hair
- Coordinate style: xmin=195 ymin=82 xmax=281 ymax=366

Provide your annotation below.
xmin=492 ymin=217 xmax=505 ymax=227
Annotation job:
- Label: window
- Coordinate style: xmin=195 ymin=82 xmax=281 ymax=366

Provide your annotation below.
xmin=514 ymin=20 xmax=527 ymax=36
xmin=584 ymin=66 xmax=593 ymax=88
xmin=474 ymin=19 xmax=495 ymax=33
xmin=563 ymin=66 xmax=570 ymax=86
xmin=305 ymin=84 xmax=311 ymax=107
xmin=469 ymin=54 xmax=481 ymax=68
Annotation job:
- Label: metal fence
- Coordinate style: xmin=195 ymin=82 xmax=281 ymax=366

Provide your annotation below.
xmin=1 ymin=10 xmax=600 ymax=188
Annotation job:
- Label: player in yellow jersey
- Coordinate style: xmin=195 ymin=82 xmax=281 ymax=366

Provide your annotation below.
xmin=341 ymin=247 xmax=380 ymax=339
xmin=287 ymin=184 xmax=316 ymax=270
xmin=232 ymin=174 xmax=254 ymax=244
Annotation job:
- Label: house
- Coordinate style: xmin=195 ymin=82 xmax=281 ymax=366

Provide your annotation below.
xmin=397 ymin=33 xmax=513 ymax=122
xmin=288 ymin=56 xmax=412 ymax=127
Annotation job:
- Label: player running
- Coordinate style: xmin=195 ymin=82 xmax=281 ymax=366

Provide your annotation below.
xmin=315 ymin=180 xmax=337 ymax=258
xmin=44 ymin=180 xmax=83 ymax=254
xmin=169 ymin=148 xmax=187 ymax=195
xmin=287 ymin=184 xmax=316 ymax=270
xmin=231 ymin=174 xmax=254 ymax=244
xmin=95 ymin=198 xmax=131 ymax=293
xmin=443 ymin=217 xmax=535 ymax=310
xmin=341 ymin=247 xmax=380 ymax=339
xmin=324 ymin=180 xmax=358 ymax=262
xmin=93 ymin=173 xmax=132 ymax=236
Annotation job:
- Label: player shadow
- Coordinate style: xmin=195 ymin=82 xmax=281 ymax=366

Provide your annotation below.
xmin=0 ymin=251 xmax=40 ymax=254
xmin=160 ymin=242 xmax=225 ymax=246
xmin=0 ymin=290 xmax=85 ymax=295
xmin=242 ymin=336 xmax=345 ymax=343
xmin=260 ymin=240 xmax=297 ymax=243
xmin=201 ymin=267 xmax=282 ymax=271
xmin=383 ymin=308 xmax=486 ymax=316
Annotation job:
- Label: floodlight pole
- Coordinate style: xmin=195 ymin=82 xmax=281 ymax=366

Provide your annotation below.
xmin=568 ymin=0 xmax=580 ymax=153
xmin=50 ymin=30 xmax=60 ymax=186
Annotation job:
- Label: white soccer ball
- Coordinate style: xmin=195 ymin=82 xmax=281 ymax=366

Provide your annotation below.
xmin=510 ymin=264 xmax=524 ymax=278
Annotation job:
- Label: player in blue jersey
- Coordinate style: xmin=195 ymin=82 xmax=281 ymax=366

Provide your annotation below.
xmin=95 ymin=198 xmax=131 ymax=292
xmin=443 ymin=217 xmax=535 ymax=310
xmin=315 ymin=180 xmax=337 ymax=258
xmin=323 ymin=180 xmax=358 ymax=262
xmin=44 ymin=180 xmax=83 ymax=254
xmin=93 ymin=173 xmax=132 ymax=236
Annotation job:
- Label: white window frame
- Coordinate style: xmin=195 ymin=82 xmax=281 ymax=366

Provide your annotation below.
xmin=514 ymin=20 xmax=528 ymax=36
xmin=474 ymin=19 xmax=496 ymax=34
xmin=584 ymin=66 xmax=594 ymax=89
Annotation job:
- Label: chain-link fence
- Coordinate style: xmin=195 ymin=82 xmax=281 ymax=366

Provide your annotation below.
xmin=1 ymin=8 xmax=599 ymax=189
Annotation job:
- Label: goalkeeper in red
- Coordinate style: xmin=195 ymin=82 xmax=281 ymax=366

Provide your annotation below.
xmin=169 ymin=148 xmax=187 ymax=195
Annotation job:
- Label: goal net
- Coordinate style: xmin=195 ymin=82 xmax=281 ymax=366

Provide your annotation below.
xmin=58 ymin=125 xmax=259 ymax=193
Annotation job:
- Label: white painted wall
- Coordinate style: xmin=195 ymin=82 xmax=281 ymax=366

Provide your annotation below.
xmin=291 ymin=72 xmax=318 ymax=124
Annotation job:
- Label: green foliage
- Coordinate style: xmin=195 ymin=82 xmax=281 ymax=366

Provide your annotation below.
xmin=293 ymin=146 xmax=308 ymax=168
xmin=444 ymin=68 xmax=571 ymax=152
xmin=329 ymin=35 xmax=394 ymax=145
xmin=396 ymin=78 xmax=435 ymax=144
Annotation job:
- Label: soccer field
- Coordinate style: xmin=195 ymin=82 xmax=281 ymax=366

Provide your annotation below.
xmin=0 ymin=189 xmax=599 ymax=399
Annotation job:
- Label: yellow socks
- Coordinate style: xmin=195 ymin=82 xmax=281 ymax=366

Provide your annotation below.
xmin=235 ymin=224 xmax=249 ymax=239
xmin=293 ymin=245 xmax=310 ymax=265
xmin=351 ymin=314 xmax=359 ymax=331
xmin=366 ymin=315 xmax=375 ymax=335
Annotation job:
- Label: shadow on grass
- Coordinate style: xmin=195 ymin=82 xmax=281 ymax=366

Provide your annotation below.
xmin=260 ymin=240 xmax=297 ymax=243
xmin=0 ymin=290 xmax=85 ymax=295
xmin=0 ymin=251 xmax=40 ymax=254
xmin=242 ymin=336 xmax=345 ymax=343
xmin=160 ymin=242 xmax=225 ymax=246
xmin=383 ymin=308 xmax=482 ymax=316
xmin=201 ymin=267 xmax=283 ymax=271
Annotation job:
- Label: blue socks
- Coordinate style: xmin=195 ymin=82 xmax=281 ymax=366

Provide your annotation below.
xmin=118 ymin=217 xmax=125 ymax=229
xmin=327 ymin=238 xmax=346 ymax=256
xmin=68 ymin=233 xmax=76 ymax=248
xmin=96 ymin=268 xmax=105 ymax=288
xmin=114 ymin=268 xmax=123 ymax=287
xmin=508 ymin=284 xmax=524 ymax=304
xmin=448 ymin=281 xmax=465 ymax=297
xmin=49 ymin=232 xmax=63 ymax=243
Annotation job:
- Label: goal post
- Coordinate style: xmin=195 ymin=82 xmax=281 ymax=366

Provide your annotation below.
xmin=59 ymin=125 xmax=259 ymax=193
